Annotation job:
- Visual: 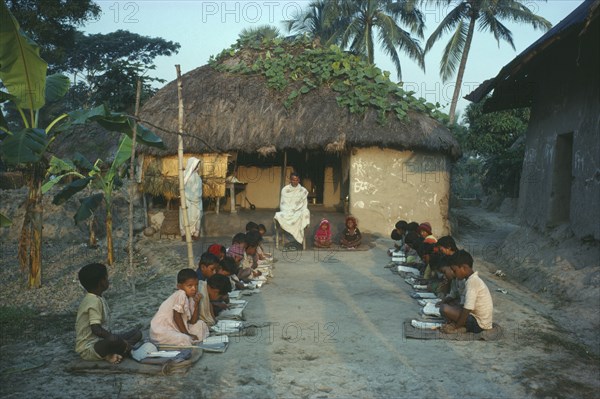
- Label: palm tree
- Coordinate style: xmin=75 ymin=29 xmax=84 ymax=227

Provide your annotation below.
xmin=283 ymin=0 xmax=347 ymax=45
xmin=338 ymin=0 xmax=426 ymax=80
xmin=424 ymin=0 xmax=551 ymax=124
xmin=238 ymin=25 xmax=282 ymax=43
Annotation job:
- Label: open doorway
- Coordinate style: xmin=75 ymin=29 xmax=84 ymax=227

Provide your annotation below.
xmin=549 ymin=132 xmax=573 ymax=225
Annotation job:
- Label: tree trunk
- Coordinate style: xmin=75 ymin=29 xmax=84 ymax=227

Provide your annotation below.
xmin=88 ymin=216 xmax=97 ymax=247
xmin=19 ymin=166 xmax=44 ymax=288
xmin=175 ymin=65 xmax=195 ymax=269
xmin=448 ymin=13 xmax=477 ymax=125
xmin=129 ymin=80 xmax=142 ymax=272
xmin=106 ymin=208 xmax=114 ymax=266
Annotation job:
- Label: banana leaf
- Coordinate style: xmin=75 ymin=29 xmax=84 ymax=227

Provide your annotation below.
xmin=0 ymin=1 xmax=48 ymax=110
xmin=45 ymin=74 xmax=70 ymax=103
xmin=0 ymin=213 xmax=11 ymax=227
xmin=74 ymin=193 xmax=104 ymax=224
xmin=52 ymin=177 xmax=93 ymax=205
xmin=0 ymin=128 xmax=48 ymax=164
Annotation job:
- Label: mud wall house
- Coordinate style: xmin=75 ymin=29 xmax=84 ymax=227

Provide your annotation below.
xmin=138 ymin=42 xmax=460 ymax=237
xmin=466 ymin=0 xmax=600 ymax=240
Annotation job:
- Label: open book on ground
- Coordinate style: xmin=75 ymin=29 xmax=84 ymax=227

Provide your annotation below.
xmin=410 ymin=292 xmax=438 ymax=299
xmin=211 ymin=320 xmax=243 ymax=334
xmin=198 ymin=335 xmax=229 ymax=353
xmin=422 ymin=302 xmax=441 ymax=317
xmin=411 ymin=320 xmax=443 ymax=330
xmin=397 ymin=266 xmax=420 ymax=276
xmin=217 ymin=306 xmax=244 ymax=320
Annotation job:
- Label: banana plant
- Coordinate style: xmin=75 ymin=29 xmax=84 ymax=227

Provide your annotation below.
xmin=0 ymin=1 xmax=164 ymax=286
xmin=44 ymin=135 xmax=134 ymax=266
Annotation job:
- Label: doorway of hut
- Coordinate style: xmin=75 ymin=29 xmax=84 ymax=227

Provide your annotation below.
xmin=234 ymin=150 xmax=347 ymax=211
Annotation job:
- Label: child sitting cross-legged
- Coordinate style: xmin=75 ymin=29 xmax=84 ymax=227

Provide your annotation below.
xmin=150 ymin=268 xmax=209 ymax=346
xmin=340 ymin=216 xmax=362 ymax=249
xmin=314 ymin=218 xmax=332 ymax=248
xmin=441 ymin=250 xmax=493 ymax=334
xmin=75 ymin=263 xmax=142 ymax=363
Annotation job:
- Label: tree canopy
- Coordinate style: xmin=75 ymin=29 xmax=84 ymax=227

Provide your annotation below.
xmin=6 ymin=0 xmax=100 ymax=70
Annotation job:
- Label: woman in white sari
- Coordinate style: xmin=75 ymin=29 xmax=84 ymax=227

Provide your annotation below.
xmin=180 ymin=157 xmax=203 ymax=240
xmin=274 ymin=173 xmax=310 ymax=245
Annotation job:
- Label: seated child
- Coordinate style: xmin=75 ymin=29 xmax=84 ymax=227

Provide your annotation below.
xmin=256 ymin=224 xmax=273 ymax=262
xmin=436 ymin=235 xmax=458 ymax=257
xmin=218 ymin=256 xmax=246 ymax=291
xmin=75 ymin=263 xmax=142 ymax=363
xmin=207 ymin=243 xmax=226 ymax=261
xmin=340 ymin=216 xmax=362 ymax=249
xmin=437 ymin=263 xmax=466 ymax=310
xmin=417 ymin=222 xmax=437 ymax=244
xmin=150 ymin=268 xmax=209 ymax=346
xmin=391 ymin=220 xmax=408 ymax=251
xmin=416 ymin=242 xmax=435 ymax=278
xmin=198 ymin=274 xmax=233 ymax=326
xmin=241 ymin=230 xmax=262 ymax=277
xmin=197 ymin=252 xmax=219 ymax=281
xmin=402 ymin=231 xmax=422 ymax=264
xmin=441 ymin=250 xmax=493 ymax=334
xmin=314 ymin=218 xmax=332 ymax=248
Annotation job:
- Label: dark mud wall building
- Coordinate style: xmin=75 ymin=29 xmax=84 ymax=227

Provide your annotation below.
xmin=467 ymin=0 xmax=600 ymax=240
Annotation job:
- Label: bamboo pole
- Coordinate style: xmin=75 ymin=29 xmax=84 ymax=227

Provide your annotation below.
xmin=128 ymin=80 xmax=142 ymax=281
xmin=176 ymin=65 xmax=195 ymax=269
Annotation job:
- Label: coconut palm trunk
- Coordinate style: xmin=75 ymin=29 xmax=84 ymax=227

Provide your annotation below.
xmin=448 ymin=12 xmax=477 ymax=125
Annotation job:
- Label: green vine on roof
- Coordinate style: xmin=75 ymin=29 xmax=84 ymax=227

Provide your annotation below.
xmin=209 ymin=36 xmax=447 ymax=124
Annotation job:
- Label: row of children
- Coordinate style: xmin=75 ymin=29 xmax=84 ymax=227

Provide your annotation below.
xmin=75 ymin=221 xmax=274 ymax=363
xmin=314 ymin=216 xmax=362 ymax=249
xmin=388 ymin=220 xmax=494 ymax=334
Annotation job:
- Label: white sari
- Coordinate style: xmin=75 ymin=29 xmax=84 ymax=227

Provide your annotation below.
xmin=179 ymin=157 xmax=203 ymax=237
xmin=274 ymin=184 xmax=310 ymax=243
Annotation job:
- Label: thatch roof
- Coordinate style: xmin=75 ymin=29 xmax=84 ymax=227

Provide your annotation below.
xmin=139 ymin=44 xmax=461 ymax=159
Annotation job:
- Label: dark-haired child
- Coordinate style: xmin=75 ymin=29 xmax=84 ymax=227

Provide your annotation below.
xmin=200 ymin=274 xmax=233 ymax=325
xmin=256 ymin=224 xmax=273 ymax=263
xmin=197 ymin=252 xmax=219 ymax=281
xmin=75 ymin=263 xmax=142 ymax=363
xmin=245 ymin=221 xmax=259 ymax=232
xmin=340 ymin=216 xmax=362 ymax=249
xmin=392 ymin=220 xmax=408 ymax=249
xmin=218 ymin=256 xmax=246 ymax=291
xmin=227 ymin=233 xmax=246 ymax=265
xmin=436 ymin=236 xmax=458 ymax=256
xmin=441 ymin=250 xmax=493 ymax=334
xmin=150 ymin=268 xmax=209 ymax=346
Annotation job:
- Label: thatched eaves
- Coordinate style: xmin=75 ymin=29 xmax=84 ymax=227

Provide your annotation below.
xmin=139 ymin=45 xmax=461 ymax=159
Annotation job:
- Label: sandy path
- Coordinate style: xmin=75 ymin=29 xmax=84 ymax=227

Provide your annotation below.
xmin=1 ymin=210 xmax=599 ymax=398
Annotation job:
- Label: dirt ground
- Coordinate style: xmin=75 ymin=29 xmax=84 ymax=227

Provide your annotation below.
xmin=0 ymin=194 xmax=599 ymax=398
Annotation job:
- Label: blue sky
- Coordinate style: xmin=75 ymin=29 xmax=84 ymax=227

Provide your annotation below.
xmin=85 ymin=0 xmax=584 ymax=117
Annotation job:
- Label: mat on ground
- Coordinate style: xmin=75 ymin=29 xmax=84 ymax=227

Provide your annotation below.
xmin=403 ymin=319 xmax=504 ymax=341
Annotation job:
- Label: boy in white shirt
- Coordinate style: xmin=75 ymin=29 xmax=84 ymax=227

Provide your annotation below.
xmin=441 ymin=250 xmax=493 ymax=334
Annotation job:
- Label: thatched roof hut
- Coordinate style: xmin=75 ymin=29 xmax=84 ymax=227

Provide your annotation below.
xmin=139 ymin=42 xmax=460 ymax=158
xmin=138 ymin=39 xmax=461 ymax=236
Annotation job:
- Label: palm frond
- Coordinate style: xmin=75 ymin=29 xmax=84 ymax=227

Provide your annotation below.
xmin=495 ymin=0 xmax=552 ymax=30
xmin=478 ymin=12 xmax=515 ymax=49
xmin=440 ymin=19 xmax=468 ymax=82
xmin=424 ymin=2 xmax=468 ymax=53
